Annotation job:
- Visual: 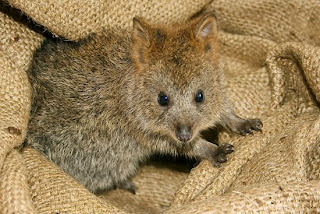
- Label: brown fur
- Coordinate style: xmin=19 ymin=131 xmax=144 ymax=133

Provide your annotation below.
xmin=26 ymin=13 xmax=262 ymax=193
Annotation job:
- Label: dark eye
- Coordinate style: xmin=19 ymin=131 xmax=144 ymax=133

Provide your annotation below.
xmin=158 ymin=92 xmax=169 ymax=106
xmin=195 ymin=90 xmax=204 ymax=103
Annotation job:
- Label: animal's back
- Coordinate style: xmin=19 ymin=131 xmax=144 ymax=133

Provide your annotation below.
xmin=26 ymin=29 xmax=146 ymax=192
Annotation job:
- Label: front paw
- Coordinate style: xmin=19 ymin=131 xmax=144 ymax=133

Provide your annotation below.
xmin=238 ymin=118 xmax=263 ymax=136
xmin=213 ymin=143 xmax=234 ymax=167
xmin=193 ymin=139 xmax=234 ymax=168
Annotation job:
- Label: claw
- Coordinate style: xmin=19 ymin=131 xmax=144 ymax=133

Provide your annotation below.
xmin=217 ymin=153 xmax=227 ymax=163
xmin=213 ymin=160 xmax=221 ymax=168
xmin=237 ymin=118 xmax=263 ymax=136
xmin=240 ymin=130 xmax=246 ymax=136
xmin=209 ymin=143 xmax=234 ymax=167
xmin=223 ymin=144 xmax=234 ymax=154
xmin=253 ymin=125 xmax=262 ymax=132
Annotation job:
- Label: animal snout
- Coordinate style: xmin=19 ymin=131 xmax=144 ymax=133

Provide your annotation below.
xmin=175 ymin=125 xmax=192 ymax=142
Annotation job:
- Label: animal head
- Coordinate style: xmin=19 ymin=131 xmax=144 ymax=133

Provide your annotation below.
xmin=130 ymin=13 xmax=225 ymax=143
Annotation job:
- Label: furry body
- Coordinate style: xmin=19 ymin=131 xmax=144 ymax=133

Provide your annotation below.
xmin=26 ymin=14 xmax=261 ymax=193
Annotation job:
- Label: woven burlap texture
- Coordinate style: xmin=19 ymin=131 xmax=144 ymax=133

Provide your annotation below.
xmin=1 ymin=0 xmax=319 ymax=213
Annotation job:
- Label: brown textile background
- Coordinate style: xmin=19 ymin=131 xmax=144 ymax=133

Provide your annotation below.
xmin=0 ymin=0 xmax=319 ymax=213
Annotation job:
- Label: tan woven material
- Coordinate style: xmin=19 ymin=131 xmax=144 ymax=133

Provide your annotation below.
xmin=0 ymin=3 xmax=41 ymax=213
xmin=1 ymin=0 xmax=319 ymax=213
xmin=6 ymin=0 xmax=210 ymax=40
xmin=0 ymin=150 xmax=35 ymax=213
xmin=22 ymin=147 xmax=127 ymax=214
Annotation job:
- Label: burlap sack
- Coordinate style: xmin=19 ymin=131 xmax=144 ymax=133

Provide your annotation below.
xmin=1 ymin=0 xmax=319 ymax=213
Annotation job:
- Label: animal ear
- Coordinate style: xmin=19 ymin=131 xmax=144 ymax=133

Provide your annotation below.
xmin=132 ymin=17 xmax=151 ymax=47
xmin=193 ymin=13 xmax=218 ymax=49
xmin=132 ymin=17 xmax=152 ymax=70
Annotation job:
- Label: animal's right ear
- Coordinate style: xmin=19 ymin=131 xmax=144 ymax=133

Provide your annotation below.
xmin=132 ymin=17 xmax=152 ymax=70
xmin=193 ymin=13 xmax=218 ymax=44
xmin=190 ymin=13 xmax=219 ymax=62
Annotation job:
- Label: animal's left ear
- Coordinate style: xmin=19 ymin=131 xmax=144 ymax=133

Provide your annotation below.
xmin=132 ymin=17 xmax=151 ymax=47
xmin=193 ymin=13 xmax=218 ymax=54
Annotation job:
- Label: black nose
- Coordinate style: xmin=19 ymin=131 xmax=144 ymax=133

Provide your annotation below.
xmin=175 ymin=125 xmax=192 ymax=142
